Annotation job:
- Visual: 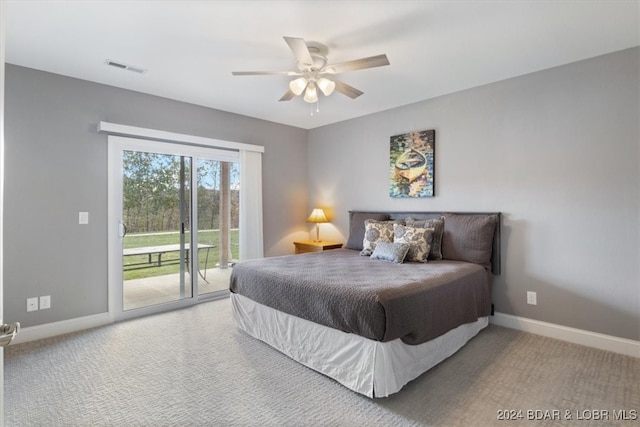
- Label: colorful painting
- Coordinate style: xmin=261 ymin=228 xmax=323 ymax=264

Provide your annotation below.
xmin=389 ymin=129 xmax=435 ymax=198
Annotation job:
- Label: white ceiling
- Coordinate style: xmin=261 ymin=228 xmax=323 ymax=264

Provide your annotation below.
xmin=5 ymin=1 xmax=640 ymax=130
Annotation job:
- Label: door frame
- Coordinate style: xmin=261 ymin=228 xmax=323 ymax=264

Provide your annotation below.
xmin=0 ymin=1 xmax=6 ymax=424
xmin=107 ymin=135 xmax=238 ymax=321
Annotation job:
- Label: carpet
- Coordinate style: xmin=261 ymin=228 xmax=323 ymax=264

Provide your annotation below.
xmin=5 ymin=299 xmax=639 ymax=426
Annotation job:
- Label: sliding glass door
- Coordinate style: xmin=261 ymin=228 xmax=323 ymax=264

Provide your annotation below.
xmin=196 ymin=159 xmax=240 ymax=296
xmin=121 ymin=150 xmax=192 ymax=311
xmin=108 ymin=136 xmax=239 ymax=320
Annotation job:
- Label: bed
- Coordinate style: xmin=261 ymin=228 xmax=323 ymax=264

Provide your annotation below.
xmin=230 ymin=211 xmax=501 ymax=397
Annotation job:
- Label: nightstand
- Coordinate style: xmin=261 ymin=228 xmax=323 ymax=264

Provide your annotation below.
xmin=293 ymin=240 xmax=342 ymax=254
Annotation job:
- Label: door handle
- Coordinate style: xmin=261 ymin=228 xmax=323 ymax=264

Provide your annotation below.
xmin=0 ymin=322 xmax=20 ymax=347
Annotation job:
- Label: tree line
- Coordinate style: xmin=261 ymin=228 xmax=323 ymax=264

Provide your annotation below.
xmin=123 ymin=151 xmax=239 ymax=233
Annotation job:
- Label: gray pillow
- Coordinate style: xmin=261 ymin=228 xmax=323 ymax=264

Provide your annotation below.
xmin=441 ymin=213 xmax=498 ymax=270
xmin=405 ymin=217 xmax=445 ymax=260
xmin=370 ymin=241 xmax=410 ymax=264
xmin=346 ymin=212 xmax=390 ymax=250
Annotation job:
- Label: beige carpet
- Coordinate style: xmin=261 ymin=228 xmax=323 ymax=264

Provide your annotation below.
xmin=5 ymin=299 xmax=639 ymax=426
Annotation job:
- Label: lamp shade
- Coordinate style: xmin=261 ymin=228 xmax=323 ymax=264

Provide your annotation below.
xmin=306 ymin=208 xmax=328 ymax=223
xmin=303 ymin=83 xmax=318 ymax=103
xmin=289 ymin=77 xmax=307 ymax=96
xmin=317 ymin=77 xmax=336 ymax=96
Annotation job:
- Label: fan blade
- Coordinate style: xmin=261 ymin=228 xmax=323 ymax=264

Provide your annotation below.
xmin=325 ymin=54 xmax=390 ymax=74
xmin=283 ymin=36 xmax=314 ymax=69
xmin=232 ymin=70 xmax=301 ymax=76
xmin=333 ymin=78 xmax=364 ymax=99
xmin=278 ymin=89 xmax=295 ymax=102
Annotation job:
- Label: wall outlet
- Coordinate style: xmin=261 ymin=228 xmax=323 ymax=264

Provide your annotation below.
xmin=40 ymin=295 xmax=51 ymax=310
xmin=27 ymin=297 xmax=39 ymax=312
xmin=79 ymin=211 xmax=89 ymax=225
xmin=527 ymin=291 xmax=537 ymax=305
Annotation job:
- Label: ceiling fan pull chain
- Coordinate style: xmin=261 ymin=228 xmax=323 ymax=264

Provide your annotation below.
xmin=310 ymin=99 xmax=320 ymax=116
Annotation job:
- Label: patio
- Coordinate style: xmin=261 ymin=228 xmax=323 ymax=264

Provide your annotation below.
xmin=123 ymin=267 xmax=232 ymax=310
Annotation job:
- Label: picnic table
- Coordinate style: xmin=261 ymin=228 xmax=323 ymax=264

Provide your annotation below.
xmin=123 ymin=243 xmax=216 ymax=282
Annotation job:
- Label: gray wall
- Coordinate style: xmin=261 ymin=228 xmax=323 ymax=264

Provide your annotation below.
xmin=4 ymin=64 xmax=308 ymax=328
xmin=308 ymin=48 xmax=640 ymax=341
xmin=6 ymin=47 xmax=640 ymax=342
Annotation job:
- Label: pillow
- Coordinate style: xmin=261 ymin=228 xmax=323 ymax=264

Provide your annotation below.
xmin=370 ymin=241 xmax=410 ymax=264
xmin=393 ymin=224 xmax=434 ymax=263
xmin=441 ymin=213 xmax=498 ymax=270
xmin=405 ymin=217 xmax=445 ymax=260
xmin=360 ymin=219 xmax=395 ymax=256
xmin=346 ymin=212 xmax=390 ymax=250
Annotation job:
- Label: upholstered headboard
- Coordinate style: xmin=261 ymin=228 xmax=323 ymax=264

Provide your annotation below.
xmin=347 ymin=210 xmax=501 ymax=274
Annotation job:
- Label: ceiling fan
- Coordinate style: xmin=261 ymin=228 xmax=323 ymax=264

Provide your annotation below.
xmin=232 ymin=36 xmax=390 ymax=103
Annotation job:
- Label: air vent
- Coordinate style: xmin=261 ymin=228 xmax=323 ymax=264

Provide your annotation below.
xmin=105 ymin=59 xmax=147 ymax=74
xmin=126 ymin=66 xmax=146 ymax=74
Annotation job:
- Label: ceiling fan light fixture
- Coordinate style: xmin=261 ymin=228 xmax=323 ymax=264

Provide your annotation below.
xmin=289 ymin=77 xmax=307 ymax=96
xmin=317 ymin=77 xmax=336 ymax=96
xmin=232 ymin=36 xmax=390 ymax=105
xmin=303 ymin=82 xmax=318 ymax=103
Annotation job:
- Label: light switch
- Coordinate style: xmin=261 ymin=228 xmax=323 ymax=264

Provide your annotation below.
xmin=40 ymin=295 xmax=51 ymax=310
xmin=79 ymin=211 xmax=89 ymax=225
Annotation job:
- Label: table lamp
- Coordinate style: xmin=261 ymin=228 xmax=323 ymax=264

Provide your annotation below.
xmin=306 ymin=208 xmax=328 ymax=242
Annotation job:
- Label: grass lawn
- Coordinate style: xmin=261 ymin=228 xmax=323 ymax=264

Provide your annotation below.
xmin=123 ymin=229 xmax=239 ymax=280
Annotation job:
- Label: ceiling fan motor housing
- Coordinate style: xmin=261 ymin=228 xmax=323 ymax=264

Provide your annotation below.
xmin=298 ymin=42 xmax=329 ymax=73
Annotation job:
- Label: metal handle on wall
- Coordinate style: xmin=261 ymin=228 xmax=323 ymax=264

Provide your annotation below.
xmin=0 ymin=322 xmax=20 ymax=347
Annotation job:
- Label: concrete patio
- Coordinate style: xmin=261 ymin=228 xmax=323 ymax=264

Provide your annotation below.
xmin=123 ymin=267 xmax=232 ymax=310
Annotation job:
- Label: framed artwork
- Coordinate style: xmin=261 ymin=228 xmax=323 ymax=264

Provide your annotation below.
xmin=389 ymin=129 xmax=435 ymax=198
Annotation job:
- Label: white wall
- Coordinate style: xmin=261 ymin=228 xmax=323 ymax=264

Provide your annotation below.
xmin=308 ymin=48 xmax=640 ymax=341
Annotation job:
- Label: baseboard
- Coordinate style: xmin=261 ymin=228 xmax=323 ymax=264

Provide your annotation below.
xmin=9 ymin=313 xmax=112 ymax=345
xmin=10 ymin=310 xmax=639 ymax=358
xmin=491 ymin=312 xmax=640 ymax=358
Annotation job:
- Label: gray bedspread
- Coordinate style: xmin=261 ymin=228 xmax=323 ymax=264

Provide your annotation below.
xmin=229 ymin=249 xmax=491 ymax=345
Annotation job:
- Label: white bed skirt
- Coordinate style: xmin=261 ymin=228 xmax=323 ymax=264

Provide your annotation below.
xmin=231 ymin=293 xmax=488 ymax=398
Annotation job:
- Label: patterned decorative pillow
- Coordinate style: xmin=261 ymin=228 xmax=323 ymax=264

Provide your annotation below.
xmin=370 ymin=241 xmax=410 ymax=264
xmin=360 ymin=219 xmax=395 ymax=256
xmin=393 ymin=224 xmax=435 ymax=263
xmin=405 ymin=217 xmax=445 ymax=260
